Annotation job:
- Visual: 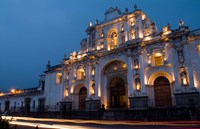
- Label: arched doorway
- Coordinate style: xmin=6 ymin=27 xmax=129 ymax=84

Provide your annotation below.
xmin=79 ymin=87 xmax=87 ymax=110
xmin=154 ymin=76 xmax=172 ymax=107
xmin=110 ymin=77 xmax=126 ymax=108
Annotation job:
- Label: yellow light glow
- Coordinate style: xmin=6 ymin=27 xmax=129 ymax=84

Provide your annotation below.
xmin=77 ymin=55 xmax=82 ymax=59
xmin=144 ymin=75 xmax=148 ymax=85
xmin=70 ymin=87 xmax=74 ymax=93
xmin=122 ymin=64 xmax=127 ymax=68
xmin=135 ymin=65 xmax=139 ymax=69
xmin=65 ymin=90 xmax=68 ymax=97
xmin=139 ymin=32 xmax=143 ymax=39
xmin=148 ymin=59 xmax=151 ymax=64
xmin=136 ymin=84 xmax=141 ymax=91
xmin=101 ymin=44 xmax=104 ymax=49
xmin=91 ymin=88 xmax=95 ymax=95
xmin=154 ymin=53 xmax=162 ymax=57
xmin=142 ymin=14 xmax=146 ymax=20
xmin=130 ymin=20 xmax=135 ymax=26
xmin=92 ymin=68 xmax=95 ymax=76
xmin=97 ymin=46 xmax=100 ymax=50
xmin=183 ymin=78 xmax=188 ymax=85
xmin=0 ymin=92 xmax=4 ymax=96
xmin=144 ymin=36 xmax=152 ymax=41
xmin=56 ymin=73 xmax=62 ymax=84
xmin=11 ymin=89 xmax=15 ymax=93
xmin=163 ymin=31 xmax=171 ymax=35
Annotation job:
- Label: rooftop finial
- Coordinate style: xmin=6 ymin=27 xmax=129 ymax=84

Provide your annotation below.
xmin=95 ymin=19 xmax=99 ymax=25
xmin=46 ymin=60 xmax=51 ymax=70
xmin=63 ymin=53 xmax=66 ymax=60
xmin=134 ymin=4 xmax=138 ymax=10
xmin=179 ymin=19 xmax=184 ymax=27
xmin=89 ymin=22 xmax=92 ymax=27
xmin=125 ymin=8 xmax=128 ymax=13
xmin=48 ymin=60 xmax=50 ymax=65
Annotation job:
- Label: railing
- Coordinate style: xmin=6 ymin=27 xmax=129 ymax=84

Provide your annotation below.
xmin=147 ymin=97 xmax=176 ymax=108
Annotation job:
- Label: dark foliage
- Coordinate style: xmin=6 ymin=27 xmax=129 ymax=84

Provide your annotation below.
xmin=0 ymin=116 xmax=10 ymax=129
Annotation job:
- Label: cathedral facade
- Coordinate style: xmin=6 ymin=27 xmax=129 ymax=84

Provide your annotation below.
xmin=1 ymin=6 xmax=200 ymax=113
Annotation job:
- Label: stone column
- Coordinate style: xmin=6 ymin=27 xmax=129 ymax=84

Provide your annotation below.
xmin=138 ymin=54 xmax=145 ymax=94
xmin=184 ymin=44 xmax=195 ymax=90
xmin=86 ymin=62 xmax=92 ymax=98
xmin=136 ymin=15 xmax=143 ymax=39
xmin=94 ymin=62 xmax=100 ymax=98
xmin=172 ymin=47 xmax=180 ymax=92
xmin=127 ymin=49 xmax=134 ymax=97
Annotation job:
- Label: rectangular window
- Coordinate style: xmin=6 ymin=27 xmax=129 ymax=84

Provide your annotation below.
xmin=154 ymin=56 xmax=163 ymax=66
xmin=121 ymin=36 xmax=125 ymax=43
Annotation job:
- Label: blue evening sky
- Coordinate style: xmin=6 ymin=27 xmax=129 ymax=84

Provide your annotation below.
xmin=0 ymin=0 xmax=200 ymax=91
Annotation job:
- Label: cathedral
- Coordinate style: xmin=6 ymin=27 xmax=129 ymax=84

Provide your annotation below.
xmin=0 ymin=5 xmax=200 ymax=114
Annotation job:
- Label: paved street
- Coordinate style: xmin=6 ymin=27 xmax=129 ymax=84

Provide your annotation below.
xmin=3 ymin=116 xmax=200 ymax=129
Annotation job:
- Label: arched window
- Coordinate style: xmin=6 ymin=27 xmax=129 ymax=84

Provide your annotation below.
xmin=153 ymin=53 xmax=163 ymax=66
xmin=108 ymin=31 xmax=118 ymax=50
xmin=56 ymin=73 xmax=62 ymax=84
xmin=76 ymin=66 xmax=85 ymax=80
xmin=135 ymin=78 xmax=141 ymax=91
xmin=180 ymin=71 xmax=188 ymax=86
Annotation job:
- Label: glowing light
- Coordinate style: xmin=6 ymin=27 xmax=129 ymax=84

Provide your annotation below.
xmin=154 ymin=53 xmax=162 ymax=57
xmin=65 ymin=89 xmax=68 ymax=97
xmin=121 ymin=25 xmax=124 ymax=31
xmin=100 ymin=43 xmax=104 ymax=49
xmin=70 ymin=87 xmax=74 ymax=93
xmin=197 ymin=44 xmax=200 ymax=53
xmin=144 ymin=36 xmax=152 ymax=41
xmin=162 ymin=25 xmax=171 ymax=35
xmin=97 ymin=46 xmax=100 ymax=50
xmin=122 ymin=64 xmax=127 ymax=68
xmin=77 ymin=54 xmax=82 ymax=59
xmin=134 ymin=65 xmax=139 ymax=70
xmin=56 ymin=73 xmax=62 ymax=84
xmin=89 ymin=22 xmax=92 ymax=27
xmin=11 ymin=89 xmax=15 ymax=93
xmin=131 ymin=31 xmax=135 ymax=39
xmin=130 ymin=20 xmax=135 ymax=26
xmin=142 ymin=14 xmax=146 ymax=20
xmin=92 ymin=68 xmax=95 ymax=76
xmin=4 ymin=116 xmax=200 ymax=127
xmin=182 ymin=77 xmax=188 ymax=85
xmin=139 ymin=32 xmax=143 ymax=39
xmin=136 ymin=83 xmax=141 ymax=91
xmin=135 ymin=78 xmax=141 ymax=91
xmin=0 ymin=92 xmax=4 ymax=96
xmin=148 ymin=58 xmax=151 ymax=64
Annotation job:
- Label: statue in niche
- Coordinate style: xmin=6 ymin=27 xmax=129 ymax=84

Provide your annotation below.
xmin=178 ymin=49 xmax=185 ymax=64
xmin=179 ymin=19 xmax=184 ymax=27
xmin=110 ymin=32 xmax=117 ymax=49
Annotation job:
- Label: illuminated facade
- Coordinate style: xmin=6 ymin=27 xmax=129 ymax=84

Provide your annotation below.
xmin=1 ymin=6 xmax=200 ymax=113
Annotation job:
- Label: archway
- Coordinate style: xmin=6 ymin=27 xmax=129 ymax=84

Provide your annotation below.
xmin=154 ymin=76 xmax=172 ymax=107
xmin=79 ymin=87 xmax=87 ymax=110
xmin=110 ymin=77 xmax=126 ymax=108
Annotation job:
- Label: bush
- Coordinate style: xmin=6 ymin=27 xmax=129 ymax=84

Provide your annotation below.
xmin=0 ymin=116 xmax=10 ymax=129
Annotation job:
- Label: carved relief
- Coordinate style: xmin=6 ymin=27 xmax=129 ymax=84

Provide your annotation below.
xmin=104 ymin=61 xmax=127 ymax=74
xmin=130 ymin=29 xmax=136 ymax=39
xmin=177 ymin=49 xmax=185 ymax=64
xmin=143 ymin=18 xmax=157 ymax=36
